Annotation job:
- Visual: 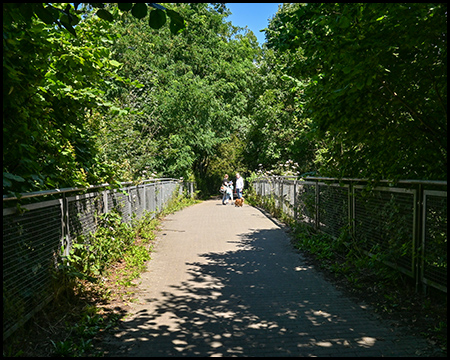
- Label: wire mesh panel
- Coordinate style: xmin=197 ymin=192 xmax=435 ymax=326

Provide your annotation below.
xmin=107 ymin=189 xmax=131 ymax=223
xmin=282 ymin=180 xmax=296 ymax=218
xmin=154 ymin=182 xmax=161 ymax=212
xmin=145 ymin=183 xmax=156 ymax=217
xmin=3 ymin=200 xmax=63 ymax=339
xmin=257 ymin=178 xmax=269 ymax=197
xmin=252 ymin=177 xmax=446 ymax=293
xmin=422 ymin=190 xmax=447 ymax=292
xmin=163 ymin=181 xmax=171 ymax=207
xmin=265 ymin=178 xmax=274 ymax=197
xmin=262 ymin=179 xmax=269 ymax=197
xmin=67 ymin=192 xmax=103 ymax=242
xmin=274 ymin=179 xmax=281 ymax=208
xmin=3 ymin=178 xmax=185 ymax=339
xmin=317 ymin=183 xmax=349 ymax=239
xmin=353 ymin=186 xmax=416 ymax=277
xmin=129 ymin=186 xmax=145 ymax=222
xmin=296 ymin=181 xmax=317 ymax=227
xmin=162 ymin=181 xmax=176 ymax=208
xmin=257 ymin=178 xmax=264 ymax=196
xmin=122 ymin=187 xmax=133 ymax=224
xmin=169 ymin=181 xmax=178 ymax=201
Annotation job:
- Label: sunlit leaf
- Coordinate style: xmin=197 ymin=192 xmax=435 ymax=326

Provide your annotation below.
xmin=109 ymin=59 xmax=122 ymax=67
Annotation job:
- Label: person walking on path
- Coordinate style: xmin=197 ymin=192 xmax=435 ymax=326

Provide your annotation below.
xmin=222 ymin=174 xmax=233 ymax=205
xmin=235 ymin=173 xmax=244 ymax=199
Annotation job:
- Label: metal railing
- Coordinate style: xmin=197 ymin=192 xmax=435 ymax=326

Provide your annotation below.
xmin=3 ymin=178 xmax=195 ymax=340
xmin=252 ymin=176 xmax=447 ymax=294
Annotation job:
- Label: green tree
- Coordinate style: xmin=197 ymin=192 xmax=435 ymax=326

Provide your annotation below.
xmin=265 ymin=3 xmax=447 ymax=180
xmin=3 ymin=2 xmax=188 ymax=195
xmin=243 ymin=47 xmax=316 ymax=177
xmin=3 ymin=4 xmax=133 ymax=194
xmin=99 ymin=3 xmax=260 ymax=195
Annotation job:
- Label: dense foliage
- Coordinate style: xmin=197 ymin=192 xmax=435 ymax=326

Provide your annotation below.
xmin=3 ymin=3 xmax=447 ymax=198
xmin=98 ymin=3 xmax=260 ymax=194
xmin=3 ymin=4 xmax=136 ymax=193
xmin=265 ymin=3 xmax=447 ymax=180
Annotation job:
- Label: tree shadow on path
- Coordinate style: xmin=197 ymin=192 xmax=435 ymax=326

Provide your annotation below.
xmin=100 ymin=221 xmax=431 ymax=356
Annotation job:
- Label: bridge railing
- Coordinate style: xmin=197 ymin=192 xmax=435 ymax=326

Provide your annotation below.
xmin=2 ymin=178 xmax=195 ymax=340
xmin=252 ymin=176 xmax=447 ymax=294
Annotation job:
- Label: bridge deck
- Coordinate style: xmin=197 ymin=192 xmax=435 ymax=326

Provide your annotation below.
xmin=100 ymin=200 xmax=435 ymax=357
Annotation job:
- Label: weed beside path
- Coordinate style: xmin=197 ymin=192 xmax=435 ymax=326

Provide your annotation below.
xmin=97 ymin=200 xmax=443 ymax=357
xmin=3 ymin=193 xmax=200 ymax=357
xmin=292 ymin=235 xmax=447 ymax=356
xmin=248 ymin=194 xmax=447 ymax=356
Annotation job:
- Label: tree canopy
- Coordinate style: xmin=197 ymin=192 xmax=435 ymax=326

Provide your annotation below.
xmin=265 ymin=3 xmax=447 ymax=180
xmin=95 ymin=3 xmax=260 ymax=194
xmin=3 ymin=3 xmax=447 ymax=198
xmin=3 ymin=3 xmax=130 ymax=192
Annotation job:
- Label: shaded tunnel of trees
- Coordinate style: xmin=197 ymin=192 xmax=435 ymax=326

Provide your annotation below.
xmin=3 ymin=3 xmax=447 ymax=198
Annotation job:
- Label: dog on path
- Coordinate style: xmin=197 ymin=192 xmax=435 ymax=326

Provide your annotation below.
xmin=234 ymin=197 xmax=244 ymax=207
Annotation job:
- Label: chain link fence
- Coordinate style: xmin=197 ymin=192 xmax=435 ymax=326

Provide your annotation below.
xmin=3 ymin=179 xmax=195 ymax=340
xmin=252 ymin=176 xmax=447 ymax=294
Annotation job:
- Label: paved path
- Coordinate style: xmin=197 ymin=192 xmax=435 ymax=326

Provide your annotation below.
xmin=101 ymin=200 xmax=435 ymax=357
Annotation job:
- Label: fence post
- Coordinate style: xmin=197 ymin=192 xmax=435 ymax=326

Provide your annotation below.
xmin=277 ymin=177 xmax=280 ymax=208
xmin=416 ymin=183 xmax=424 ymax=293
xmin=314 ymin=179 xmax=319 ymax=231
xmin=294 ymin=180 xmax=298 ymax=221
xmin=61 ymin=193 xmax=70 ymax=257
xmin=143 ymin=183 xmax=147 ymax=213
xmin=348 ymin=182 xmax=353 ymax=239
xmin=350 ymin=183 xmax=356 ymax=241
xmin=280 ymin=177 xmax=283 ymax=212
xmin=103 ymin=189 xmax=108 ymax=214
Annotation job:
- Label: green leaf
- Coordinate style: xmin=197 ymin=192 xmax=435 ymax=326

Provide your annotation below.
xmin=3 ymin=172 xmax=25 ymax=182
xmin=60 ymin=21 xmax=77 ymax=37
xmin=131 ymin=3 xmax=148 ymax=19
xmin=3 ymin=178 xmax=12 ymax=188
xmin=59 ymin=10 xmax=78 ymax=37
xmin=67 ymin=12 xmax=80 ymax=26
xmin=118 ymin=3 xmax=133 ymax=12
xmin=166 ymin=10 xmax=185 ymax=34
xmin=342 ymin=66 xmax=352 ymax=74
xmin=109 ymin=60 xmax=122 ymax=67
xmin=96 ymin=9 xmax=114 ymax=22
xmin=33 ymin=4 xmax=56 ymax=25
xmin=18 ymin=3 xmax=35 ymax=23
xmin=338 ymin=16 xmax=351 ymax=29
xmin=149 ymin=9 xmax=166 ymax=29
